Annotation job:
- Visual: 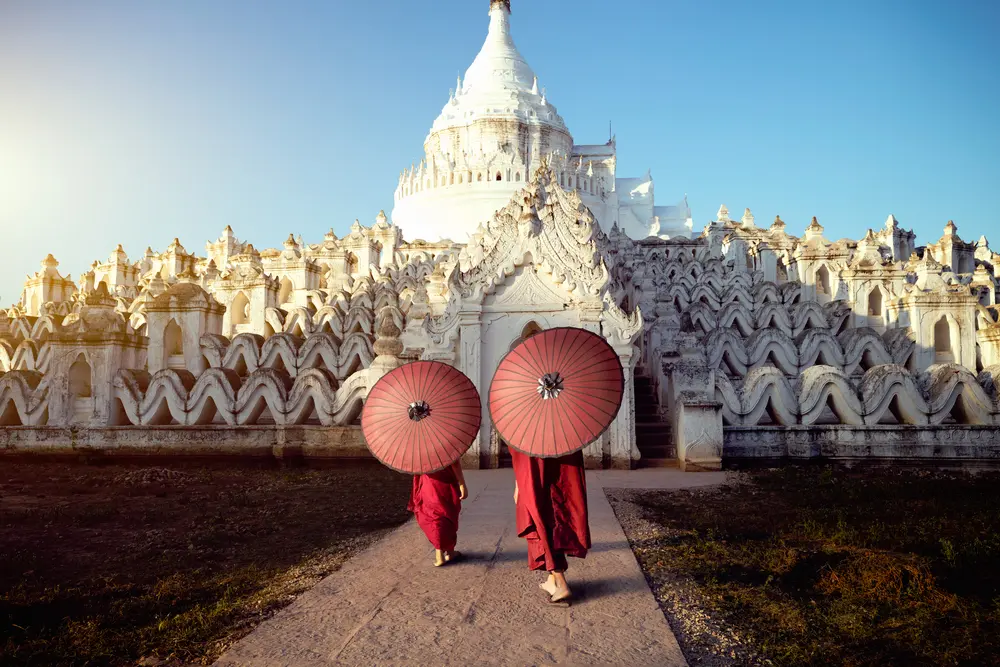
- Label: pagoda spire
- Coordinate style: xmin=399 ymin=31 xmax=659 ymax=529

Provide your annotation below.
xmin=490 ymin=0 xmax=511 ymax=13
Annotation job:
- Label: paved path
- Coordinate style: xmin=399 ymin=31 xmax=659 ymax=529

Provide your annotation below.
xmin=215 ymin=469 xmax=726 ymax=667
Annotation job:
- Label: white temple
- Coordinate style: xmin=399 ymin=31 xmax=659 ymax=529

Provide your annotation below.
xmin=391 ymin=0 xmax=693 ymax=243
xmin=3 ymin=0 xmax=1000 ymax=471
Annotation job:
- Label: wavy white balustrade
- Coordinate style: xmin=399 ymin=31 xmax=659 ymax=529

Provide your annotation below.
xmin=0 ymin=371 xmax=49 ymax=426
xmin=715 ymin=363 xmax=1000 ymax=427
xmin=110 ymin=365 xmax=366 ymax=427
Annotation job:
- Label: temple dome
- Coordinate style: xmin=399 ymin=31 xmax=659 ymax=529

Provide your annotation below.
xmin=429 ymin=1 xmax=567 ymax=136
xmin=392 ymin=1 xmax=574 ymax=243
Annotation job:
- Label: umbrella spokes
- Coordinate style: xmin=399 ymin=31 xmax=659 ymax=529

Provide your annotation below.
xmin=490 ymin=327 xmax=624 ymax=458
xmin=363 ymin=361 xmax=482 ymax=474
xmin=408 ymin=400 xmax=431 ymax=422
xmin=537 ymin=372 xmax=564 ymax=400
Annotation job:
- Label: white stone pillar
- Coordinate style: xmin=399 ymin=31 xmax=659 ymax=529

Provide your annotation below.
xmin=604 ymin=344 xmax=638 ymax=469
xmin=458 ymin=315 xmax=484 ymax=468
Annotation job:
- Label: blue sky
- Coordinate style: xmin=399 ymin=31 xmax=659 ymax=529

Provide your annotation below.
xmin=1 ymin=0 xmax=997 ymax=305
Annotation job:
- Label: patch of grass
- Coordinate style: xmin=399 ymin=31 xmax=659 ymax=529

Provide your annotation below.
xmin=619 ymin=466 xmax=1000 ymax=666
xmin=0 ymin=460 xmax=412 ymax=665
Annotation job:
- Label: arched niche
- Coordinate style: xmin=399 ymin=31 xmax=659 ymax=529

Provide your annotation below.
xmin=816 ymin=264 xmax=832 ymax=297
xmin=163 ymin=319 xmax=185 ymax=370
xmin=868 ymin=286 xmax=883 ymax=316
xmin=231 ymin=292 xmax=251 ymax=326
xmin=68 ymin=354 xmax=92 ymax=398
xmin=68 ymin=353 xmax=94 ymax=425
xmin=934 ymin=315 xmax=956 ymax=364
xmin=278 ymin=277 xmax=294 ymax=305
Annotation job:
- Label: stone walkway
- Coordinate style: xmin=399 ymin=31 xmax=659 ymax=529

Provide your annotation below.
xmin=215 ymin=468 xmax=726 ymax=667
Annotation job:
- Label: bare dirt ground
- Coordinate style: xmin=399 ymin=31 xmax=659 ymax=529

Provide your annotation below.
xmin=608 ymin=465 xmax=1000 ymax=667
xmin=0 ymin=458 xmax=412 ymax=666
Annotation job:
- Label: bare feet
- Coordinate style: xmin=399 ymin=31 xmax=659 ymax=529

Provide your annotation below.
xmin=434 ymin=549 xmax=446 ymax=567
xmin=549 ymin=585 xmax=572 ymax=603
xmin=540 ymin=573 xmax=572 ymax=602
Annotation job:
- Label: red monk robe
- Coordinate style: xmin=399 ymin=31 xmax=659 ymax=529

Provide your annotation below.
xmin=407 ymin=463 xmax=464 ymax=552
xmin=510 ymin=448 xmax=591 ymax=572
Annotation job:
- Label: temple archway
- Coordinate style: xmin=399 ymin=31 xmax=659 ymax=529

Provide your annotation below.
xmin=278 ymin=277 xmax=294 ymax=306
xmin=68 ymin=354 xmax=92 ymax=398
xmin=163 ymin=319 xmax=184 ymax=370
xmin=868 ymin=286 xmax=883 ymax=316
xmin=231 ymin=292 xmax=250 ymax=326
xmin=490 ymin=321 xmax=549 ymax=469
xmin=68 ymin=353 xmax=93 ymax=425
xmin=934 ymin=315 xmax=955 ymax=364
xmin=816 ymin=264 xmax=832 ymax=298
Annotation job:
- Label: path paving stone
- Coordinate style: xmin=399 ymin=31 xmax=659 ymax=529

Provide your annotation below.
xmin=215 ymin=469 xmax=726 ymax=666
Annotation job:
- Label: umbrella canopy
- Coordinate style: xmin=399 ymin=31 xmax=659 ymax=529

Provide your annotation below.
xmin=362 ymin=361 xmax=482 ymax=474
xmin=489 ymin=327 xmax=624 ymax=458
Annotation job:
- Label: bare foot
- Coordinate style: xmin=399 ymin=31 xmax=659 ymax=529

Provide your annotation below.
xmin=539 ymin=576 xmax=558 ymax=596
xmin=434 ymin=550 xmax=446 ymax=567
xmin=549 ymin=584 xmax=572 ymax=603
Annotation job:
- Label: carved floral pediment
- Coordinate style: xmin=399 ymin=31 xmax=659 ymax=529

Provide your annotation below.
xmin=419 ymin=165 xmax=643 ymax=354
xmin=487 ymin=267 xmax=572 ymax=310
xmin=455 ymin=166 xmax=609 ymax=302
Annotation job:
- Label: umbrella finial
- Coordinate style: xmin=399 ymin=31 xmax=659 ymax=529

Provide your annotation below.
xmin=408 ymin=400 xmax=431 ymax=422
xmin=537 ymin=372 xmax=565 ymax=400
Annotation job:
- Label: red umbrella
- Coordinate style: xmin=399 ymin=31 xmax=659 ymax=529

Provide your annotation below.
xmin=362 ymin=361 xmax=482 ymax=474
xmin=489 ymin=327 xmax=624 ymax=458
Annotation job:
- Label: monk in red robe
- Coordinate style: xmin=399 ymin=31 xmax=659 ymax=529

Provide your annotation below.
xmin=408 ymin=460 xmax=468 ymax=566
xmin=511 ymin=448 xmax=591 ymax=605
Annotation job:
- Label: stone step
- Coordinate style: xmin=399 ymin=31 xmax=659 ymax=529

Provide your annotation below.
xmin=637 ymin=457 xmax=679 ymax=469
xmin=637 ymin=438 xmax=673 ymax=451
xmin=637 ymin=441 xmax=674 ymax=454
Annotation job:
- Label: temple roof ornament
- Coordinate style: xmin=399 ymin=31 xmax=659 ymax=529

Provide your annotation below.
xmin=850 ymin=229 xmax=887 ymax=269
xmin=716 ymin=205 xmax=730 ymax=223
xmin=108 ymin=244 xmax=128 ymax=264
xmin=428 ymin=0 xmax=564 ymax=136
xmin=454 ymin=166 xmax=610 ymax=300
xmin=166 ymin=238 xmax=187 ymax=255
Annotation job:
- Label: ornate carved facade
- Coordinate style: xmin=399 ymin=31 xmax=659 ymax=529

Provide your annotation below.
xmin=3 ymin=2 xmax=998 ymax=469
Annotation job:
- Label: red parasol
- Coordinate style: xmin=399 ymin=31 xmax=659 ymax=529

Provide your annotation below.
xmin=489 ymin=327 xmax=624 ymax=458
xmin=362 ymin=361 xmax=482 ymax=474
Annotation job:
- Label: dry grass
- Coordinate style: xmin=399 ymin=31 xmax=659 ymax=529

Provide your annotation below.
xmin=617 ymin=465 xmax=1000 ymax=666
xmin=0 ymin=459 xmax=412 ymax=666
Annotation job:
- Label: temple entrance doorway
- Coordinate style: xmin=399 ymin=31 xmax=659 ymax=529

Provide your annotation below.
xmin=492 ymin=321 xmax=545 ymax=468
